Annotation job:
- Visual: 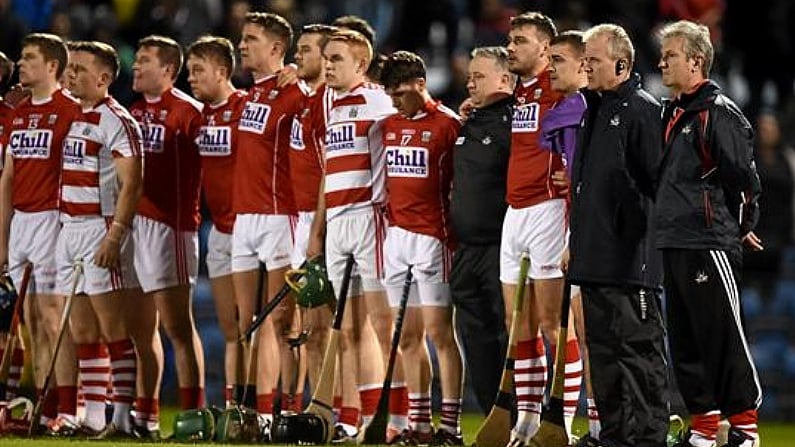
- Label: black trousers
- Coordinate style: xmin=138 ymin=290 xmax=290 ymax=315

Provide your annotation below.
xmin=663 ymin=248 xmax=762 ymax=418
xmin=582 ymin=285 xmax=669 ymax=447
xmin=450 ymin=244 xmax=507 ymax=414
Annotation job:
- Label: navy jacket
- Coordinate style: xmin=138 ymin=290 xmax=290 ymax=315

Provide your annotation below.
xmin=568 ymin=74 xmax=663 ymax=289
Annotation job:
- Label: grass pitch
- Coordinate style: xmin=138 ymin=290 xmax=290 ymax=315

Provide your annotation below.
xmin=0 ymin=413 xmax=791 ymax=446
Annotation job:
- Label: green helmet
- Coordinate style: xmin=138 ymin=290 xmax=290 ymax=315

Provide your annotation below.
xmin=286 ymin=257 xmax=335 ymax=308
xmin=173 ymin=408 xmax=215 ymax=442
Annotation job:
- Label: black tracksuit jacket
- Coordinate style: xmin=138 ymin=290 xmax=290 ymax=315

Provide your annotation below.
xmin=655 ymin=80 xmax=761 ymax=253
xmin=450 ymin=95 xmax=513 ymax=245
xmin=568 ymin=74 xmax=663 ymax=289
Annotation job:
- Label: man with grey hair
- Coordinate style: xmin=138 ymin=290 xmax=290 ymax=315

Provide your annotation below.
xmin=450 ymin=46 xmax=514 ymax=414
xmin=567 ymin=23 xmax=668 ymax=447
xmin=657 ymin=20 xmax=762 ymax=447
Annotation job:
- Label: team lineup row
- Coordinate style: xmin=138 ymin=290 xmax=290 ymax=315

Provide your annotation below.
xmin=0 ymin=7 xmax=761 ymax=447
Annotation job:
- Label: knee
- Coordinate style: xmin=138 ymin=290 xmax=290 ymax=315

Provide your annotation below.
xmin=271 ymin=305 xmax=295 ymax=335
xmin=369 ymin=309 xmax=393 ymax=336
xmin=160 ymin=315 xmax=195 ymax=345
xmin=398 ymin=327 xmax=424 ymax=353
xmin=426 ymin=324 xmax=455 ymax=352
xmin=339 ymin=326 xmax=360 ymax=350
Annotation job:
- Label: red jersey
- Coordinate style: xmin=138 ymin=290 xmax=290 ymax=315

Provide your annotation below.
xmin=383 ymin=101 xmax=460 ymax=244
xmin=130 ymin=88 xmax=203 ymax=231
xmin=507 ymin=70 xmax=564 ymax=208
xmin=0 ymin=101 xmax=14 ymax=174
xmin=288 ymin=82 xmax=332 ymax=212
xmin=7 ymin=89 xmax=81 ymax=212
xmin=234 ymin=76 xmax=303 ymax=215
xmin=198 ymin=90 xmax=247 ymax=234
xmin=61 ymin=96 xmax=142 ymax=219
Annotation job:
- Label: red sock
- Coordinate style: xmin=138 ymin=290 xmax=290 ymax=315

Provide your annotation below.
xmin=56 ymin=385 xmax=78 ymax=418
xmin=76 ymin=343 xmax=110 ymax=429
xmin=339 ymin=406 xmax=360 ymax=428
xmin=408 ymin=392 xmax=432 ymax=431
xmin=257 ymin=393 xmax=274 ymax=415
xmin=107 ymin=339 xmax=136 ymax=407
xmin=562 ymin=340 xmax=583 ymax=424
xmin=515 ymin=337 xmax=546 ymax=415
xmin=290 ymin=392 xmax=303 ymax=412
xmin=728 ymin=409 xmax=758 ymax=440
xmin=6 ymin=348 xmax=24 ymax=399
xmin=440 ymin=398 xmax=461 ymax=434
xmin=389 ymin=384 xmax=408 ymax=416
xmin=38 ymin=388 xmax=58 ymax=421
xmin=225 ymin=385 xmax=234 ymax=406
xmin=690 ymin=411 xmax=721 ymax=443
xmin=358 ymin=387 xmax=380 ymax=421
xmin=178 ymin=387 xmax=205 ymax=410
xmin=134 ymin=397 xmax=160 ymax=429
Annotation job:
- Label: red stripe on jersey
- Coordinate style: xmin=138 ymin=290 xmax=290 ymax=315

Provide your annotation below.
xmin=332 ymin=94 xmax=367 ymax=108
xmin=326 ymin=154 xmax=372 ymax=173
xmin=62 ymin=170 xmax=99 ymax=187
xmin=326 ymin=187 xmax=372 ymax=209
xmin=63 ymin=203 xmax=101 ymax=216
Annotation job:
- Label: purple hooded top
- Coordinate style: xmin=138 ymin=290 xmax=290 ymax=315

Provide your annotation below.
xmin=539 ymin=91 xmax=587 ymax=176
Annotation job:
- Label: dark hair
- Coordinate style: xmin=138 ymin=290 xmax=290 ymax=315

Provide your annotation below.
xmin=331 ymin=15 xmax=376 ymax=46
xmin=244 ymin=12 xmax=293 ymax=51
xmin=0 ymin=51 xmax=13 ymax=86
xmin=367 ymin=53 xmax=387 ymax=83
xmin=138 ymin=35 xmax=183 ymax=80
xmin=509 ymin=12 xmax=558 ymax=40
xmin=68 ymin=40 xmax=120 ymax=80
xmin=550 ymin=30 xmax=585 ymax=55
xmin=380 ymin=51 xmax=426 ymax=90
xmin=22 ymin=33 xmax=68 ymax=79
xmin=187 ymin=35 xmax=236 ymax=78
xmin=300 ymin=24 xmax=338 ymax=50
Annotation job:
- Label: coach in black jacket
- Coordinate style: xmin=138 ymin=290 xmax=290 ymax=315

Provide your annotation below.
xmin=657 ymin=21 xmax=763 ymax=447
xmin=567 ymin=25 xmax=668 ymax=447
xmin=449 ymin=46 xmax=513 ymax=414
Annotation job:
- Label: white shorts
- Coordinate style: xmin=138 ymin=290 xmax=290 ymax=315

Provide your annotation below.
xmin=291 ymin=211 xmax=314 ymax=269
xmin=500 ymin=199 xmax=567 ymax=283
xmin=133 ymin=216 xmax=198 ymax=293
xmin=232 ymin=214 xmax=295 ymax=273
xmin=206 ymin=225 xmax=232 ymax=279
xmin=290 ymin=211 xmax=364 ymax=297
xmin=383 ymin=226 xmax=452 ymax=307
xmin=8 ymin=210 xmax=59 ymax=295
xmin=326 ymin=207 xmax=386 ymax=293
xmin=55 ymin=219 xmax=138 ymax=295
